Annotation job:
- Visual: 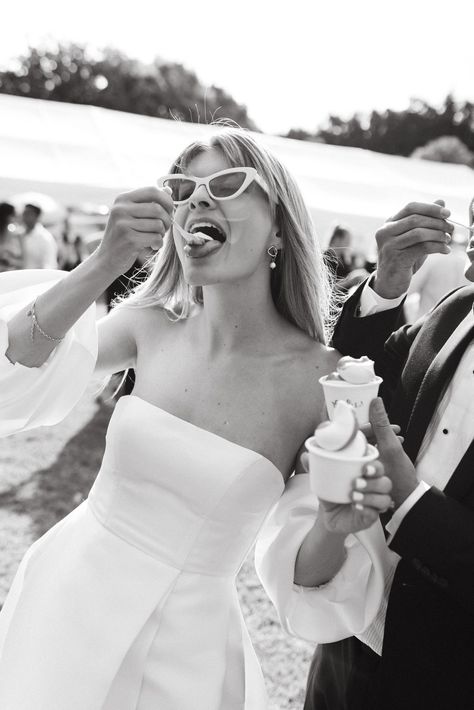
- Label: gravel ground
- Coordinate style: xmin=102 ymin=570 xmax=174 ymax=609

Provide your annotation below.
xmin=0 ymin=384 xmax=314 ymax=708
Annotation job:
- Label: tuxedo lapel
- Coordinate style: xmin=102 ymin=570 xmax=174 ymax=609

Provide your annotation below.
xmin=403 ymin=314 xmax=474 ymax=462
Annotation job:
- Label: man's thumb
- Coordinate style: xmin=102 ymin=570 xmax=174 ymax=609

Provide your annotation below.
xmin=369 ymin=397 xmax=398 ymax=450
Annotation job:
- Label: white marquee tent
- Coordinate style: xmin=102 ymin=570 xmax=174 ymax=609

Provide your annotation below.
xmin=1 ymin=94 xmax=473 ymax=250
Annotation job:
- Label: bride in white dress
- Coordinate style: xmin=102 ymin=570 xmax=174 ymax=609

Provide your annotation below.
xmin=0 ymin=128 xmax=364 ymax=709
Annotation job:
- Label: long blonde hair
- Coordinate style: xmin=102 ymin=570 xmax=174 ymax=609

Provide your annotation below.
xmin=119 ymin=127 xmax=335 ymax=343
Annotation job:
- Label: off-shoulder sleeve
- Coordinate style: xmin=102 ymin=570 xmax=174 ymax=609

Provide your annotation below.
xmin=255 ymin=473 xmax=390 ymax=643
xmin=0 ymin=269 xmax=98 ymax=437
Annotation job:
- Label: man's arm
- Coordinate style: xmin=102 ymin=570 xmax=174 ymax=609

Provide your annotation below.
xmin=370 ymin=399 xmax=474 ymax=615
xmin=331 ymin=201 xmax=453 ymax=404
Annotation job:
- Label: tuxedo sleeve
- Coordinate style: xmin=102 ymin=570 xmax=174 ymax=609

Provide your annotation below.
xmin=389 ymin=486 xmax=474 ymax=614
xmin=331 ymin=280 xmax=424 ymax=404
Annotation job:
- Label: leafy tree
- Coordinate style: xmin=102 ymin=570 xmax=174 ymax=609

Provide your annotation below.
xmin=285 ymin=95 xmax=474 ymax=160
xmin=0 ymin=43 xmax=257 ymax=130
xmin=411 ymin=135 xmax=474 ymax=166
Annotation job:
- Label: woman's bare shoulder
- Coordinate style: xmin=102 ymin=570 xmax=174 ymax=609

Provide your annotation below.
xmin=286 ymin=328 xmax=341 ymax=377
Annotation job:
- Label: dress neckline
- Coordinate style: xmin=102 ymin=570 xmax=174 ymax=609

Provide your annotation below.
xmin=121 ymin=394 xmax=286 ymax=486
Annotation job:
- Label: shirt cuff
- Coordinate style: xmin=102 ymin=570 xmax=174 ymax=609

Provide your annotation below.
xmin=358 ymin=276 xmax=407 ymax=317
xmin=385 ymin=481 xmax=431 ymax=541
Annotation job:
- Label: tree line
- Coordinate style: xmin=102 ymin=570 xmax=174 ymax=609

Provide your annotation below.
xmin=1 ymin=44 xmax=473 ymax=166
xmin=0 ymin=43 xmax=256 ymax=130
xmin=285 ymin=96 xmax=474 ymax=167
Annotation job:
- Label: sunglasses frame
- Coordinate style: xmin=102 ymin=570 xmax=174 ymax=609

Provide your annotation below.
xmin=158 ymin=167 xmax=274 ymax=205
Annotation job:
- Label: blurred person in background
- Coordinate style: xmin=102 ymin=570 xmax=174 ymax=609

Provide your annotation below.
xmin=0 ymin=202 xmax=23 ymax=272
xmin=324 ymin=224 xmax=354 ymax=282
xmin=59 ymin=234 xmax=89 ymax=272
xmin=324 ymin=224 xmax=369 ymax=295
xmin=21 ymin=202 xmax=58 ymax=269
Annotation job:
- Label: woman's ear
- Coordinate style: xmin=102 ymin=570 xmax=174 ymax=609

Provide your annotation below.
xmin=274 ymin=231 xmax=283 ymax=252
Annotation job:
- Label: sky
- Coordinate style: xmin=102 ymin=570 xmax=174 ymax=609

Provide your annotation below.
xmin=2 ymin=0 xmax=473 ymax=135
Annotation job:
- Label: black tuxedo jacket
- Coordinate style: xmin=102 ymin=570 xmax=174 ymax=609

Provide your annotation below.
xmin=315 ymin=282 xmax=474 ymax=710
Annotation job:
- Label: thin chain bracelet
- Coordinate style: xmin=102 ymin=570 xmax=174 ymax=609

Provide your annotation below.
xmin=27 ymin=300 xmax=64 ymax=343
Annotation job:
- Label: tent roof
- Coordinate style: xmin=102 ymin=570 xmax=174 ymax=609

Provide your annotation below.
xmin=1 ymin=94 xmax=473 ymax=247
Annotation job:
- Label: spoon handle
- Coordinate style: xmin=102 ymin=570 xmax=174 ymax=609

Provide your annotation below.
xmin=447 ymin=219 xmax=474 ymax=234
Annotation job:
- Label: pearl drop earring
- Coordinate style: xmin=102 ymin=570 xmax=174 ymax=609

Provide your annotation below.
xmin=267 ymin=245 xmax=278 ymax=270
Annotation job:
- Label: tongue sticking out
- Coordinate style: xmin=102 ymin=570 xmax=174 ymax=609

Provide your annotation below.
xmin=173 ymin=222 xmax=213 ymax=246
xmin=186 ymin=231 xmax=213 ymax=246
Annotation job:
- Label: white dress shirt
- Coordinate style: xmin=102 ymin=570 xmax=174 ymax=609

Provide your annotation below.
xmin=22 ymin=224 xmax=58 ymax=269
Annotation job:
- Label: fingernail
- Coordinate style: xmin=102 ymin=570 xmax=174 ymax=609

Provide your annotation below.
xmin=440 ymin=207 xmax=450 ymax=217
xmin=354 ymin=503 xmax=364 ymax=511
xmin=365 ymin=464 xmax=376 ymax=476
xmin=446 ymin=234 xmax=452 ymax=244
xmin=352 ymin=491 xmax=364 ymax=502
xmin=355 ymin=477 xmax=367 ymax=489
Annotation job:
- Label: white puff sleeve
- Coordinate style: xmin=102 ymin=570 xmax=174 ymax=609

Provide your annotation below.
xmin=0 ymin=269 xmax=98 ymax=438
xmin=255 ymin=473 xmax=390 ymax=644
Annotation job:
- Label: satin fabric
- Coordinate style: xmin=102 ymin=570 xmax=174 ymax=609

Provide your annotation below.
xmin=0 ymin=396 xmax=284 ymax=709
xmin=0 ymin=271 xmax=285 ymax=709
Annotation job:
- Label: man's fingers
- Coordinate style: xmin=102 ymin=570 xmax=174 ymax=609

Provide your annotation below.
xmin=389 ymin=201 xmax=450 ymax=222
xmin=383 ymin=215 xmax=453 ymax=238
xmin=388 ymin=228 xmax=452 ymax=250
xmin=369 ymin=398 xmax=401 ymax=451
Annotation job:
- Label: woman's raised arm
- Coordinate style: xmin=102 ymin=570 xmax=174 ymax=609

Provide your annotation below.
xmin=5 ymin=186 xmax=173 ymax=369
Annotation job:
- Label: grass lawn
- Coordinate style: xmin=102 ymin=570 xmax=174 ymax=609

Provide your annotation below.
xmin=0 ymin=384 xmax=313 ymax=708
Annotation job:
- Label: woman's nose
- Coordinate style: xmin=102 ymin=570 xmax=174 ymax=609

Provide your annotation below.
xmin=189 ymin=184 xmax=214 ymax=210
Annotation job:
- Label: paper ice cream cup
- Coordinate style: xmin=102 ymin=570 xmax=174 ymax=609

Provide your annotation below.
xmin=305 ymin=439 xmax=379 ymax=503
xmin=319 ymin=375 xmax=383 ymax=425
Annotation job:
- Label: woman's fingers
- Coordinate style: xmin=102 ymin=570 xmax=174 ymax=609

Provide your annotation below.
xmin=351 ymin=467 xmax=393 ymax=512
xmin=356 ymin=472 xmax=392 ymax=493
xmin=130 ymin=218 xmax=167 ymax=235
xmin=361 ymin=460 xmax=385 ymax=479
xmin=129 ymin=201 xmax=173 ymax=224
xmin=352 ymin=491 xmax=393 ymax=511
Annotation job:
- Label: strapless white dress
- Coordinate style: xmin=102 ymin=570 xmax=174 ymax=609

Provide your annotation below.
xmin=0 ymin=271 xmax=285 ymax=710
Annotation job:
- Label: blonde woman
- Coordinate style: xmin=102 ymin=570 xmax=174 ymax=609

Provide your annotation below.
xmin=0 ymin=128 xmax=391 ymax=709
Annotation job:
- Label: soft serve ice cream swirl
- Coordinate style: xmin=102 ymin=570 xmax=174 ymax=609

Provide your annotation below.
xmin=313 ymin=400 xmax=368 ymax=457
xmin=327 ymin=355 xmax=376 ymax=385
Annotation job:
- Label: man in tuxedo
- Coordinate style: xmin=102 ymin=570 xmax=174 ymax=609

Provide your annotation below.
xmin=256 ymin=199 xmax=474 ymax=709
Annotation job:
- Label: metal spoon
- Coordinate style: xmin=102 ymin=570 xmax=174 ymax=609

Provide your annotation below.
xmin=446 ymin=219 xmax=474 ymax=234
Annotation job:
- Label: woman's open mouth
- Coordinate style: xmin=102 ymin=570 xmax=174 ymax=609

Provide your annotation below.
xmin=187 ymin=221 xmax=227 ymax=245
xmin=183 ymin=221 xmax=227 ymax=258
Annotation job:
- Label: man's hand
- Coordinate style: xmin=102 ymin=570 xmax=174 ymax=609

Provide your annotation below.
xmin=373 ymin=200 xmax=453 ymax=299
xmin=369 ymin=398 xmax=418 ymax=509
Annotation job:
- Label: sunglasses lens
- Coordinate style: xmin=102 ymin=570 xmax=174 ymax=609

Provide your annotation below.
xmin=209 ymin=171 xmax=247 ymax=199
xmin=163 ymin=177 xmax=196 ymax=203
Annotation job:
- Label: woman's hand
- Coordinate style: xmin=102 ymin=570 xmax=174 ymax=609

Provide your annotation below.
xmin=319 ymin=460 xmax=393 ymax=535
xmin=96 ymin=186 xmax=174 ymax=278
